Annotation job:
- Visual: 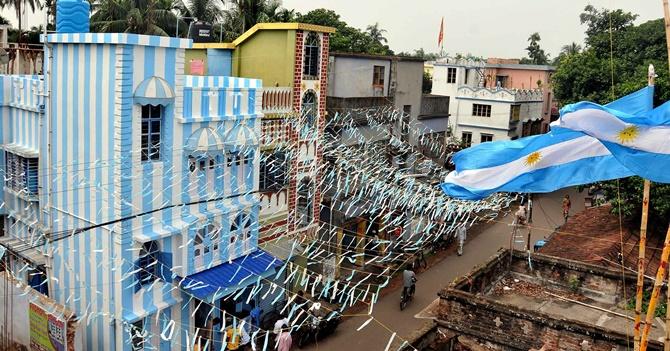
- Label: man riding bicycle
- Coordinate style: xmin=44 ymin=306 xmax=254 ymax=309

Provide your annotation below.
xmin=403 ymin=266 xmax=417 ymax=298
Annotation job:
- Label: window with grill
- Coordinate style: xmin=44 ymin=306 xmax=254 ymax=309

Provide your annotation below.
xmin=303 ymin=32 xmax=320 ymax=78
xmin=136 ymin=241 xmax=159 ymax=287
xmin=480 ymin=134 xmax=493 ymax=143
xmin=242 ymin=150 xmax=254 ymax=165
xmin=259 ymin=151 xmax=288 ymax=191
xmin=447 ymin=68 xmax=457 ymax=84
xmin=300 ymin=91 xmax=317 ymax=139
xmin=461 ymin=132 xmax=472 ymax=147
xmin=141 ymin=105 xmax=162 ymax=161
xmin=226 ymin=151 xmax=240 ymax=167
xmin=129 ymin=320 xmax=146 ymax=351
xmin=5 ymin=152 xmax=38 ymax=196
xmin=472 ymin=104 xmax=492 ymax=117
xmin=373 ymin=66 xmax=385 ymax=86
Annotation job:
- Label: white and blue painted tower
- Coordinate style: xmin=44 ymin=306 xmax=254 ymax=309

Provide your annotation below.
xmin=0 ymin=2 xmax=284 ymax=350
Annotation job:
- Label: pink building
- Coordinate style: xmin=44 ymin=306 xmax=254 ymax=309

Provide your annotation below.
xmin=484 ymin=58 xmax=557 ymax=132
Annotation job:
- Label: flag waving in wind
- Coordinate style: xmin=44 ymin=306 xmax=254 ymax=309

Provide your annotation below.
xmin=557 ymin=90 xmax=670 ymax=183
xmin=438 ymin=17 xmax=444 ymax=50
xmin=440 ymin=86 xmax=654 ymax=200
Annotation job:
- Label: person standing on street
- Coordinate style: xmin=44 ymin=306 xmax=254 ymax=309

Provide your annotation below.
xmin=456 ymin=224 xmax=467 ymax=256
xmin=562 ymin=194 xmax=571 ymax=223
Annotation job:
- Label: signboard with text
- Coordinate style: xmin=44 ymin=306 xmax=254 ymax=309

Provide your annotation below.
xmin=29 ymin=302 xmax=67 ymax=351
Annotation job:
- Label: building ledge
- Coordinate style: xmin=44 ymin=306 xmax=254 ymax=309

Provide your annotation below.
xmin=417 ymin=113 xmax=449 ymax=120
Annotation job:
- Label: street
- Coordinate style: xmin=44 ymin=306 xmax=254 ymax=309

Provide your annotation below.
xmin=304 ymin=189 xmax=585 ymax=350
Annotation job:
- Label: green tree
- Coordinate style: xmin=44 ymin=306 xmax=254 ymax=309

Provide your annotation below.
xmin=0 ymin=0 xmax=42 ymax=42
xmin=90 ymin=0 xmax=181 ymax=36
xmin=297 ymin=8 xmax=392 ymax=55
xmin=521 ymin=32 xmax=549 ymax=65
xmin=397 ymin=48 xmax=440 ymax=61
xmin=366 ymin=22 xmax=387 ymax=44
xmin=0 ymin=14 xmax=10 ymax=25
xmin=422 ymin=71 xmax=432 ymax=94
xmin=561 ymin=42 xmax=582 ymax=56
xmin=219 ymin=0 xmax=289 ymax=40
xmin=553 ymin=6 xmax=670 ymax=228
xmin=173 ymin=0 xmax=224 ymax=24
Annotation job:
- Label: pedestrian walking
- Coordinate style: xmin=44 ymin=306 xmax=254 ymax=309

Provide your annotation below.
xmin=514 ymin=204 xmax=527 ymax=225
xmin=562 ymin=194 xmax=571 ymax=223
xmin=456 ymin=224 xmax=467 ymax=256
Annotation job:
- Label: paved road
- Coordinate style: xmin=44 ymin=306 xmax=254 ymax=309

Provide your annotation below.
xmin=303 ymin=189 xmax=585 ymax=350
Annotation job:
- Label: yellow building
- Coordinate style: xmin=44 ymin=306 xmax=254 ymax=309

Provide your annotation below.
xmin=185 ymin=23 xmax=336 ymax=246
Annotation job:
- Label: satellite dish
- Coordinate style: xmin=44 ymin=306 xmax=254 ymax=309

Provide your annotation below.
xmin=0 ymin=48 xmax=8 ymax=65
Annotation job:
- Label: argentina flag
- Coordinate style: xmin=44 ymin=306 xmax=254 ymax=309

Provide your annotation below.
xmin=558 ymin=92 xmax=670 ymax=183
xmin=440 ymin=86 xmax=654 ymax=200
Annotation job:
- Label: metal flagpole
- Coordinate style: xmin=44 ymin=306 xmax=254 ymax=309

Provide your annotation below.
xmin=634 ymin=65 xmax=655 ymax=351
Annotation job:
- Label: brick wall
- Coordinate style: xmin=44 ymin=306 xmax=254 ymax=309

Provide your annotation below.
xmin=287 ymin=30 xmax=304 ymax=233
xmin=313 ymin=33 xmax=329 ymax=229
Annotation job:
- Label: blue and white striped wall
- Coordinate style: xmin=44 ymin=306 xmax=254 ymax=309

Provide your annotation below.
xmin=40 ymin=32 xmax=265 ymax=351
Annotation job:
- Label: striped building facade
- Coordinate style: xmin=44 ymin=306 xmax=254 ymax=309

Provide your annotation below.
xmin=0 ymin=33 xmax=277 ymax=350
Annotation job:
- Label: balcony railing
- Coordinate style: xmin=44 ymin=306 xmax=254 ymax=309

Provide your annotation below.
xmin=261 ymin=87 xmax=293 ymax=115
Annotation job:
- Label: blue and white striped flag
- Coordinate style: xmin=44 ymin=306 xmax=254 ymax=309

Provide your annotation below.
xmin=440 ymin=87 xmax=654 ymax=200
xmin=557 ymin=92 xmax=670 ymax=183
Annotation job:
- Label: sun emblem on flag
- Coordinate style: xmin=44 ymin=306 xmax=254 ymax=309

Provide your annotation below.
xmin=617 ymin=125 xmax=640 ymax=144
xmin=525 ymin=151 xmax=542 ymax=167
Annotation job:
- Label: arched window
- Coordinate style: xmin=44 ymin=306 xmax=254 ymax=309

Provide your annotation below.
xmin=193 ymin=229 xmax=205 ymax=257
xmin=208 ymin=224 xmax=220 ymax=252
xmin=303 ymin=32 xmax=320 ymax=78
xmin=297 ymin=177 xmax=314 ymax=227
xmin=242 ymin=213 xmax=252 ymax=240
xmin=231 ymin=213 xmax=244 ymax=233
xmin=301 ymin=91 xmax=317 ymax=139
xmin=137 ymin=241 xmax=159 ymax=286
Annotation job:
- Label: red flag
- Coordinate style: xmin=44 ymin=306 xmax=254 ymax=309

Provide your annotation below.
xmin=438 ymin=17 xmax=444 ymax=48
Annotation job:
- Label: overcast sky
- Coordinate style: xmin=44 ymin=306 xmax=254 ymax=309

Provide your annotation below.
xmin=2 ymin=1 xmax=661 ymax=58
xmin=283 ymin=0 xmax=660 ymax=58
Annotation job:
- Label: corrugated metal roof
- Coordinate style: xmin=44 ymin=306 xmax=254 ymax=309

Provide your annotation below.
xmin=180 ymin=249 xmax=283 ymax=300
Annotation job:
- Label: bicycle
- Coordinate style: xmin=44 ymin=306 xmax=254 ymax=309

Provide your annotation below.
xmin=413 ymin=250 xmax=427 ymax=270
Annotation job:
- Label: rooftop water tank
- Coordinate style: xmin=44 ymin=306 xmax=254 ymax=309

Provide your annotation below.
xmin=188 ymin=21 xmax=215 ymax=43
xmin=56 ymin=0 xmax=90 ymax=33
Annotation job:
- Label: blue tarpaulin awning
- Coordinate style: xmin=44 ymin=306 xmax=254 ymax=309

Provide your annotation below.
xmin=179 ymin=249 xmax=283 ymax=300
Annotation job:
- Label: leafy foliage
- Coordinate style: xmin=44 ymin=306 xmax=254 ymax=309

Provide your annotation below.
xmin=422 ymin=71 xmax=432 ymax=94
xmin=553 ymin=6 xmax=670 ymax=228
xmin=90 ymin=0 xmax=182 ymax=36
xmin=397 ymin=48 xmax=441 ymax=61
xmin=626 ymin=290 xmax=667 ymax=317
xmin=520 ymin=32 xmax=549 ymax=65
xmin=0 ymin=0 xmax=42 ymax=37
xmin=173 ymin=0 xmax=224 ymax=24
xmin=553 ymin=7 xmax=669 ymax=105
xmin=597 ymin=177 xmax=670 ymax=232
xmin=296 ymin=9 xmax=392 ymax=55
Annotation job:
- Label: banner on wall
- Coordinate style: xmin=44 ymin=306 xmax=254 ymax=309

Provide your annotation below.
xmin=29 ymin=302 xmax=67 ymax=351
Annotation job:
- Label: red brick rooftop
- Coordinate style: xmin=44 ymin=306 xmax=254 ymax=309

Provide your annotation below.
xmin=539 ymin=204 xmax=662 ymax=276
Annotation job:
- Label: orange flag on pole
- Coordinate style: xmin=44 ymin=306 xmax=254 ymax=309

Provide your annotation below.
xmin=438 ymin=17 xmax=444 ymax=48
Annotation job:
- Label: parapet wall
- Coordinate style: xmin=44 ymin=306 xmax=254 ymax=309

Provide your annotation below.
xmin=437 ymin=250 xmax=661 ymax=350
